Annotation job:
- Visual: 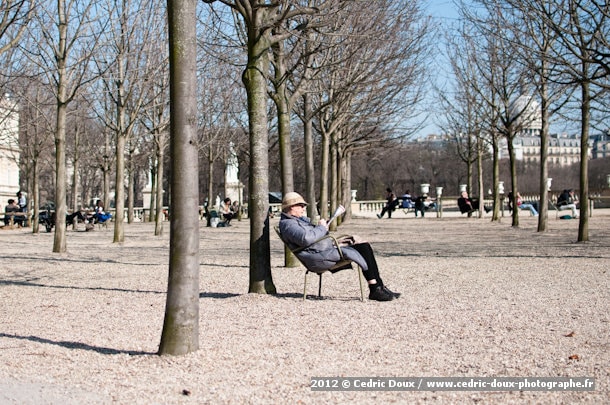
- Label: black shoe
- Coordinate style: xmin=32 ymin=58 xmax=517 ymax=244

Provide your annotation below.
xmin=369 ymin=285 xmax=394 ymax=301
xmin=376 ymin=213 xmax=381 ymax=219
xmin=383 ymin=286 xmax=401 ymax=299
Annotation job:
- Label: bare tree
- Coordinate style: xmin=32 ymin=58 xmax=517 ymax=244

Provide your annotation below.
xmin=15 ymin=82 xmax=56 ymax=233
xmin=21 ymin=0 xmax=104 ymax=252
xmin=159 ymin=0 xmax=200 ymax=356
xmin=202 ymin=0 xmax=322 ymax=294
xmin=0 ymin=0 xmax=33 ymax=62
xmin=530 ymin=0 xmax=609 ymax=241
xmin=311 ymin=0 xmax=432 ymax=225
xmin=458 ymin=2 xmax=541 ymax=227
xmin=140 ymin=58 xmax=170 ymax=236
xmin=440 ymin=26 xmax=490 ymax=218
xmin=92 ymin=0 xmax=161 ymax=242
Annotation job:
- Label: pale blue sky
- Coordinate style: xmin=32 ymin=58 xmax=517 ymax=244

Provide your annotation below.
xmin=414 ymin=0 xmax=461 ymax=138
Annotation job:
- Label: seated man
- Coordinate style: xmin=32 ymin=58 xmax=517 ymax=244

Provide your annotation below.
xmin=414 ymin=195 xmax=427 ymax=217
xmin=279 ymin=192 xmax=400 ymax=302
xmin=377 ymin=188 xmax=399 ymax=219
xmin=91 ymin=200 xmax=112 ymax=224
xmin=556 ymin=189 xmax=579 ymax=218
xmin=66 ymin=211 xmax=87 ymax=226
xmin=457 ymin=191 xmax=478 ymax=214
xmin=516 ymin=192 xmax=538 ymax=216
xmin=400 ymin=191 xmax=414 ymax=209
xmin=4 ymin=199 xmax=24 ymax=226
xmin=457 ymin=191 xmax=490 ymax=214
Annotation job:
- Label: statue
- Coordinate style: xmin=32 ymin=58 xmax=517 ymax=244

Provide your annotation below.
xmin=226 ymin=142 xmax=239 ymax=184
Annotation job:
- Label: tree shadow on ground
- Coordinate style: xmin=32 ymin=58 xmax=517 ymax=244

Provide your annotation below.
xmin=0 ymin=279 xmax=164 ymax=295
xmin=0 ymin=332 xmax=155 ymax=356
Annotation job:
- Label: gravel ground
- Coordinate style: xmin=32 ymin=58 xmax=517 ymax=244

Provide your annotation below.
xmin=0 ymin=210 xmax=608 ymax=404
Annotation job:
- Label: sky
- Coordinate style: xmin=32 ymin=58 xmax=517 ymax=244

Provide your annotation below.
xmin=417 ymin=1 xmax=580 ymax=138
xmin=413 ymin=0 xmax=461 ymax=138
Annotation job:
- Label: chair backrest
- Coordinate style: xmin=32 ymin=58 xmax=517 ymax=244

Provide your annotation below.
xmin=274 ymin=226 xmax=302 ymax=254
xmin=274 ymin=225 xmax=352 ymax=274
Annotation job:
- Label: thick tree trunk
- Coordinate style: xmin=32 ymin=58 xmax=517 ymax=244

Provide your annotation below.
xmin=159 ymin=0 xmax=200 ymax=355
xmin=244 ymin=33 xmax=275 ymax=294
xmin=52 ymin=0 xmax=68 ymax=253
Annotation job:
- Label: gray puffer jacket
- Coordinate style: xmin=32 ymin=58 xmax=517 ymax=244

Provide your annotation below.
xmin=278 ymin=212 xmax=367 ymax=272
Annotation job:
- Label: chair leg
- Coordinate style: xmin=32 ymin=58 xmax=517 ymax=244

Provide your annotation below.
xmin=317 ymin=273 xmax=323 ymax=297
xmin=303 ymin=271 xmax=309 ymax=301
xmin=356 ymin=265 xmax=365 ymax=302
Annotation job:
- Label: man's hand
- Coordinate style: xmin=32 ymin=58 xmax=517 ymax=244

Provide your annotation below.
xmin=318 ymin=218 xmax=328 ymax=228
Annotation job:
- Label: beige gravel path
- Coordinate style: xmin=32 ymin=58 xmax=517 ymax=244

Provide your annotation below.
xmin=0 ymin=210 xmax=608 ymax=404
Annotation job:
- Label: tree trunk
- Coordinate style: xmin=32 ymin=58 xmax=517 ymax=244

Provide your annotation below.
xmin=53 ymin=2 xmax=68 ymax=253
xmin=507 ymin=132 xmax=519 ymax=228
xmin=103 ymin=131 xmax=111 ymax=212
xmin=342 ymin=152 xmax=352 ymax=222
xmin=159 ymin=0 xmax=200 ymax=355
xmin=328 ymin=134 xmax=338 ymax=231
xmin=318 ymin=129 xmax=330 ymax=221
xmin=244 ymin=30 xmax=275 ymax=294
xmin=476 ymin=145 xmax=485 ymax=219
xmin=127 ymin=149 xmax=135 ymax=224
xmin=303 ymin=93 xmax=316 ymax=222
xmin=491 ymin=137 xmax=501 ymax=222
xmin=537 ymin=78 xmax=550 ymax=232
xmin=72 ymin=125 xmax=80 ymax=219
xmin=577 ymin=81 xmax=589 ymax=242
xmin=149 ymin=160 xmax=157 ymax=222
xmin=155 ymin=147 xmax=164 ymax=236
xmin=272 ymin=47 xmax=297 ymax=267
xmin=113 ymin=133 xmax=125 ymax=242
xmin=32 ymin=158 xmax=40 ymax=234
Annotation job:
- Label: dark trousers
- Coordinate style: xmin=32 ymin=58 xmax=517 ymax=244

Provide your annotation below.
xmin=351 ymin=243 xmax=383 ymax=285
xmin=379 ymin=206 xmax=392 ymax=218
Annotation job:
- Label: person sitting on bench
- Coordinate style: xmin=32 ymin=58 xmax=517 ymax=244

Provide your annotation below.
xmin=457 ymin=191 xmax=478 ymax=214
xmin=458 ymin=191 xmax=490 ymax=214
xmin=516 ymin=192 xmax=538 ymax=216
xmin=400 ymin=190 xmax=414 ymax=209
xmin=3 ymin=199 xmax=24 ymax=226
xmin=556 ymin=189 xmax=578 ymax=218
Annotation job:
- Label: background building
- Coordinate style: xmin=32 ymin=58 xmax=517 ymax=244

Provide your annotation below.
xmin=0 ymin=94 xmax=21 ymax=209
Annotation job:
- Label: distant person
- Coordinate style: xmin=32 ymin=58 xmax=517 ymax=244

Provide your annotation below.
xmin=400 ymin=190 xmax=414 ymax=209
xmin=4 ymin=199 xmax=24 ymax=226
xmin=457 ymin=190 xmax=478 ymax=214
xmin=377 ymin=188 xmax=399 ymax=219
xmin=16 ymin=191 xmax=27 ymax=212
xmin=457 ymin=191 xmax=490 ymax=215
xmin=413 ymin=195 xmax=427 ymax=217
xmin=231 ymin=200 xmax=240 ymax=220
xmin=17 ymin=191 xmax=28 ymax=226
xmin=220 ymin=198 xmax=235 ymax=225
xmin=556 ymin=189 xmax=578 ymax=218
xmin=516 ymin=192 xmax=538 ymax=216
xmin=92 ymin=200 xmax=112 ymax=224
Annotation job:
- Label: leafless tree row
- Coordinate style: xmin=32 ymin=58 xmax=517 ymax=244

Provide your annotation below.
xmin=439 ymin=0 xmax=609 ymax=240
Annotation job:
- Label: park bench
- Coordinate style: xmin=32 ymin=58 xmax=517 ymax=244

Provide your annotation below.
xmin=1 ymin=211 xmax=28 ymax=228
